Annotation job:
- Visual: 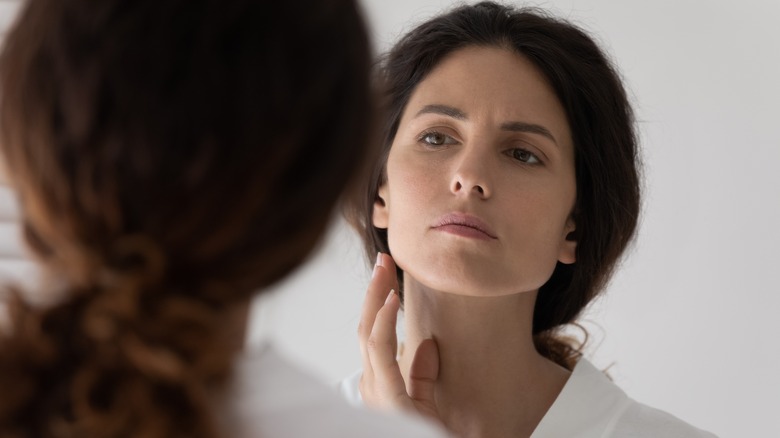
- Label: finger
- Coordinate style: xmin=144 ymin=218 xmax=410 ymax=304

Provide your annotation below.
xmin=358 ymin=253 xmax=397 ymax=376
xmin=380 ymin=253 xmax=400 ymax=295
xmin=358 ymin=253 xmax=396 ymax=340
xmin=367 ymin=290 xmax=400 ymax=370
xmin=366 ymin=290 xmax=408 ymax=404
xmin=408 ymin=338 xmax=440 ymax=417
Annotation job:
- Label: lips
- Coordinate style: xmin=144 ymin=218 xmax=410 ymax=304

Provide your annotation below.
xmin=432 ymin=212 xmax=497 ymax=240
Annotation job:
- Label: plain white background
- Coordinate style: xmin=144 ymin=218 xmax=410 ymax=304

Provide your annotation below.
xmin=0 ymin=1 xmax=778 ymax=436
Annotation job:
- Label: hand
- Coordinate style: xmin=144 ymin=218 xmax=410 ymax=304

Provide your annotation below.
xmin=357 ymin=253 xmax=443 ymax=423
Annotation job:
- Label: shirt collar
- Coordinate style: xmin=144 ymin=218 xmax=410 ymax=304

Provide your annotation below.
xmin=531 ymin=358 xmax=632 ymax=437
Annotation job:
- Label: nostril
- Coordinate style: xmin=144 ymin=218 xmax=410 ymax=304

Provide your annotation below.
xmin=450 ymin=178 xmax=490 ymax=197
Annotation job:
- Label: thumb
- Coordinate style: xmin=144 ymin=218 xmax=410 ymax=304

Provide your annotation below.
xmin=407 ymin=338 xmax=440 ymax=417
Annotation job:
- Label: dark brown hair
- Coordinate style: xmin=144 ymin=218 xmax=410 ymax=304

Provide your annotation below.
xmin=348 ymin=1 xmax=640 ymax=369
xmin=0 ymin=0 xmax=372 ymax=436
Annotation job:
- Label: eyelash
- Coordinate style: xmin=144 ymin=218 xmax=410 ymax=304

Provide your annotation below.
xmin=417 ymin=130 xmax=543 ymax=165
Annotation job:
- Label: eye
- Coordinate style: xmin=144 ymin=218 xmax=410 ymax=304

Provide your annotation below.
xmin=510 ymin=148 xmax=541 ymax=164
xmin=418 ymin=130 xmax=457 ymax=147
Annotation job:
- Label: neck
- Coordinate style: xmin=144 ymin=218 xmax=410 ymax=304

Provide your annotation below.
xmin=398 ymin=276 xmax=570 ymax=438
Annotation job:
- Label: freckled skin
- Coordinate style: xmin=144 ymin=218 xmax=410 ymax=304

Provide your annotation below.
xmin=373 ymin=46 xmax=578 ymax=296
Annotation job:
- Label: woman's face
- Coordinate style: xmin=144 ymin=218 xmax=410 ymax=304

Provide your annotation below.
xmin=373 ymin=46 xmax=577 ymax=296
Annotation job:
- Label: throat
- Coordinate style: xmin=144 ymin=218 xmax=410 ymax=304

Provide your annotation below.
xmin=398 ymin=279 xmax=571 ymax=438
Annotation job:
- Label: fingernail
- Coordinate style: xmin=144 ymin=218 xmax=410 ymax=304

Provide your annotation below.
xmin=384 ymin=289 xmax=395 ymax=305
xmin=372 ymin=253 xmax=381 ymax=278
xmin=376 ymin=252 xmax=386 ymax=268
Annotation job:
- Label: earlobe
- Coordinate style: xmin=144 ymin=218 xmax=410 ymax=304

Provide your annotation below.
xmin=372 ymin=185 xmax=389 ymax=229
xmin=558 ymin=217 xmax=577 ymax=265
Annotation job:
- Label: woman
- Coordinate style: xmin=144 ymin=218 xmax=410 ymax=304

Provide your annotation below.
xmin=343 ymin=2 xmax=715 ymax=437
xmin=0 ymin=0 xmax=447 ymax=436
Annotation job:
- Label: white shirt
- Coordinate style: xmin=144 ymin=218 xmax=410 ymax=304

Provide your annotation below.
xmin=339 ymin=358 xmax=717 ymax=437
xmin=220 ymin=343 xmax=449 ymax=437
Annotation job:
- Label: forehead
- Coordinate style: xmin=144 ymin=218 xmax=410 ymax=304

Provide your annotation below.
xmin=401 ymin=45 xmax=573 ymax=150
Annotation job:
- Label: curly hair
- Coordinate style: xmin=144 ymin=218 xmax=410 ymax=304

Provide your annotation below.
xmin=347 ymin=1 xmax=641 ymax=369
xmin=0 ymin=0 xmax=372 ymax=436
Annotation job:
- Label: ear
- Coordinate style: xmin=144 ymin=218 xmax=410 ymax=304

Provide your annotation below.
xmin=372 ymin=182 xmax=389 ymax=229
xmin=558 ymin=215 xmax=577 ymax=265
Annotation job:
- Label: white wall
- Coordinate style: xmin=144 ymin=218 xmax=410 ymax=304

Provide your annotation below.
xmin=0 ymin=1 xmax=39 ymax=295
xmin=0 ymin=0 xmax=777 ymax=436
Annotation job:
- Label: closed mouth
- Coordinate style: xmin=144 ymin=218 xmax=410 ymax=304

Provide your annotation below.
xmin=433 ymin=213 xmax=497 ymax=239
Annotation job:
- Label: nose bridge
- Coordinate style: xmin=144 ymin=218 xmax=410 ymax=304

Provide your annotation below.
xmin=450 ymin=136 xmax=492 ymax=198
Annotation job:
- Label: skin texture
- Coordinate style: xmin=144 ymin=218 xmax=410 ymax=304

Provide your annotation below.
xmin=359 ymin=46 xmax=580 ymax=437
xmin=373 ymin=45 xmax=577 ymax=296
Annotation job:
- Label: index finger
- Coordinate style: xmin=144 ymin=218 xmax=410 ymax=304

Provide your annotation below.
xmin=358 ymin=253 xmax=398 ymax=339
xmin=358 ymin=253 xmax=400 ymax=368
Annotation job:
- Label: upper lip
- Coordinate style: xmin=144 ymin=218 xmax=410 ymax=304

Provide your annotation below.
xmin=433 ymin=212 xmax=497 ymax=239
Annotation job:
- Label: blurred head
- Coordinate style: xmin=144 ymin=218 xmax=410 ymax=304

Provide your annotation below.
xmin=2 ymin=0 xmax=373 ymax=299
xmin=0 ymin=0 xmax=372 ymax=435
xmin=349 ymin=1 xmax=640 ymax=366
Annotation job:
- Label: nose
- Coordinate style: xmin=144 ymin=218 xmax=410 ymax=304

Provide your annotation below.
xmin=450 ymin=153 xmax=491 ymax=199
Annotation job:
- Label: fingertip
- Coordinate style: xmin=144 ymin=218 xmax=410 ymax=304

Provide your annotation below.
xmin=409 ymin=338 xmax=441 ymax=387
xmin=377 ymin=252 xmax=399 ymax=272
xmin=419 ymin=338 xmax=439 ymax=359
xmin=384 ymin=289 xmax=396 ymax=305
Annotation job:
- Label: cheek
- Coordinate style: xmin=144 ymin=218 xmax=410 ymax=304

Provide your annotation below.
xmin=383 ymin=151 xmax=440 ymax=274
xmin=495 ymin=183 xmax=576 ymax=285
xmin=522 ymin=185 xmax=574 ymax=244
xmin=385 ymin=151 xmax=438 ymax=225
xmin=392 ymin=158 xmax=433 ymax=203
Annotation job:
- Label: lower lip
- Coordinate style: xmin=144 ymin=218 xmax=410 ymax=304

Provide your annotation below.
xmin=434 ymin=224 xmax=494 ymax=240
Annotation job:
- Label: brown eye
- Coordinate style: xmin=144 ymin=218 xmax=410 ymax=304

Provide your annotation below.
xmin=419 ymin=131 xmax=455 ymax=146
xmin=511 ymin=148 xmax=540 ymax=164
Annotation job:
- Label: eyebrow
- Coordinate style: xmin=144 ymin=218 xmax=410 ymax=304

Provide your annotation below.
xmin=415 ymin=104 xmax=467 ymax=120
xmin=414 ymin=104 xmax=558 ymax=145
xmin=500 ymin=121 xmax=558 ymax=145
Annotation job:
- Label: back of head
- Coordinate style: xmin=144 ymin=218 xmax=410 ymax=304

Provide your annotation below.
xmin=0 ymin=0 xmax=372 ymax=436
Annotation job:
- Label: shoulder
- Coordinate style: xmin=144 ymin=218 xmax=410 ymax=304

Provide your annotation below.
xmin=532 ymin=358 xmax=716 ymax=438
xmin=338 ymin=367 xmax=363 ymax=407
xmin=222 ymin=344 xmax=448 ymax=438
xmin=612 ymin=401 xmax=718 ymax=438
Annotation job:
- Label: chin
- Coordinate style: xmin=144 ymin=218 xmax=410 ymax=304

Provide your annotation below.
xmin=400 ymin=258 xmax=544 ymax=297
xmin=391 ymin=242 xmax=555 ymax=296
